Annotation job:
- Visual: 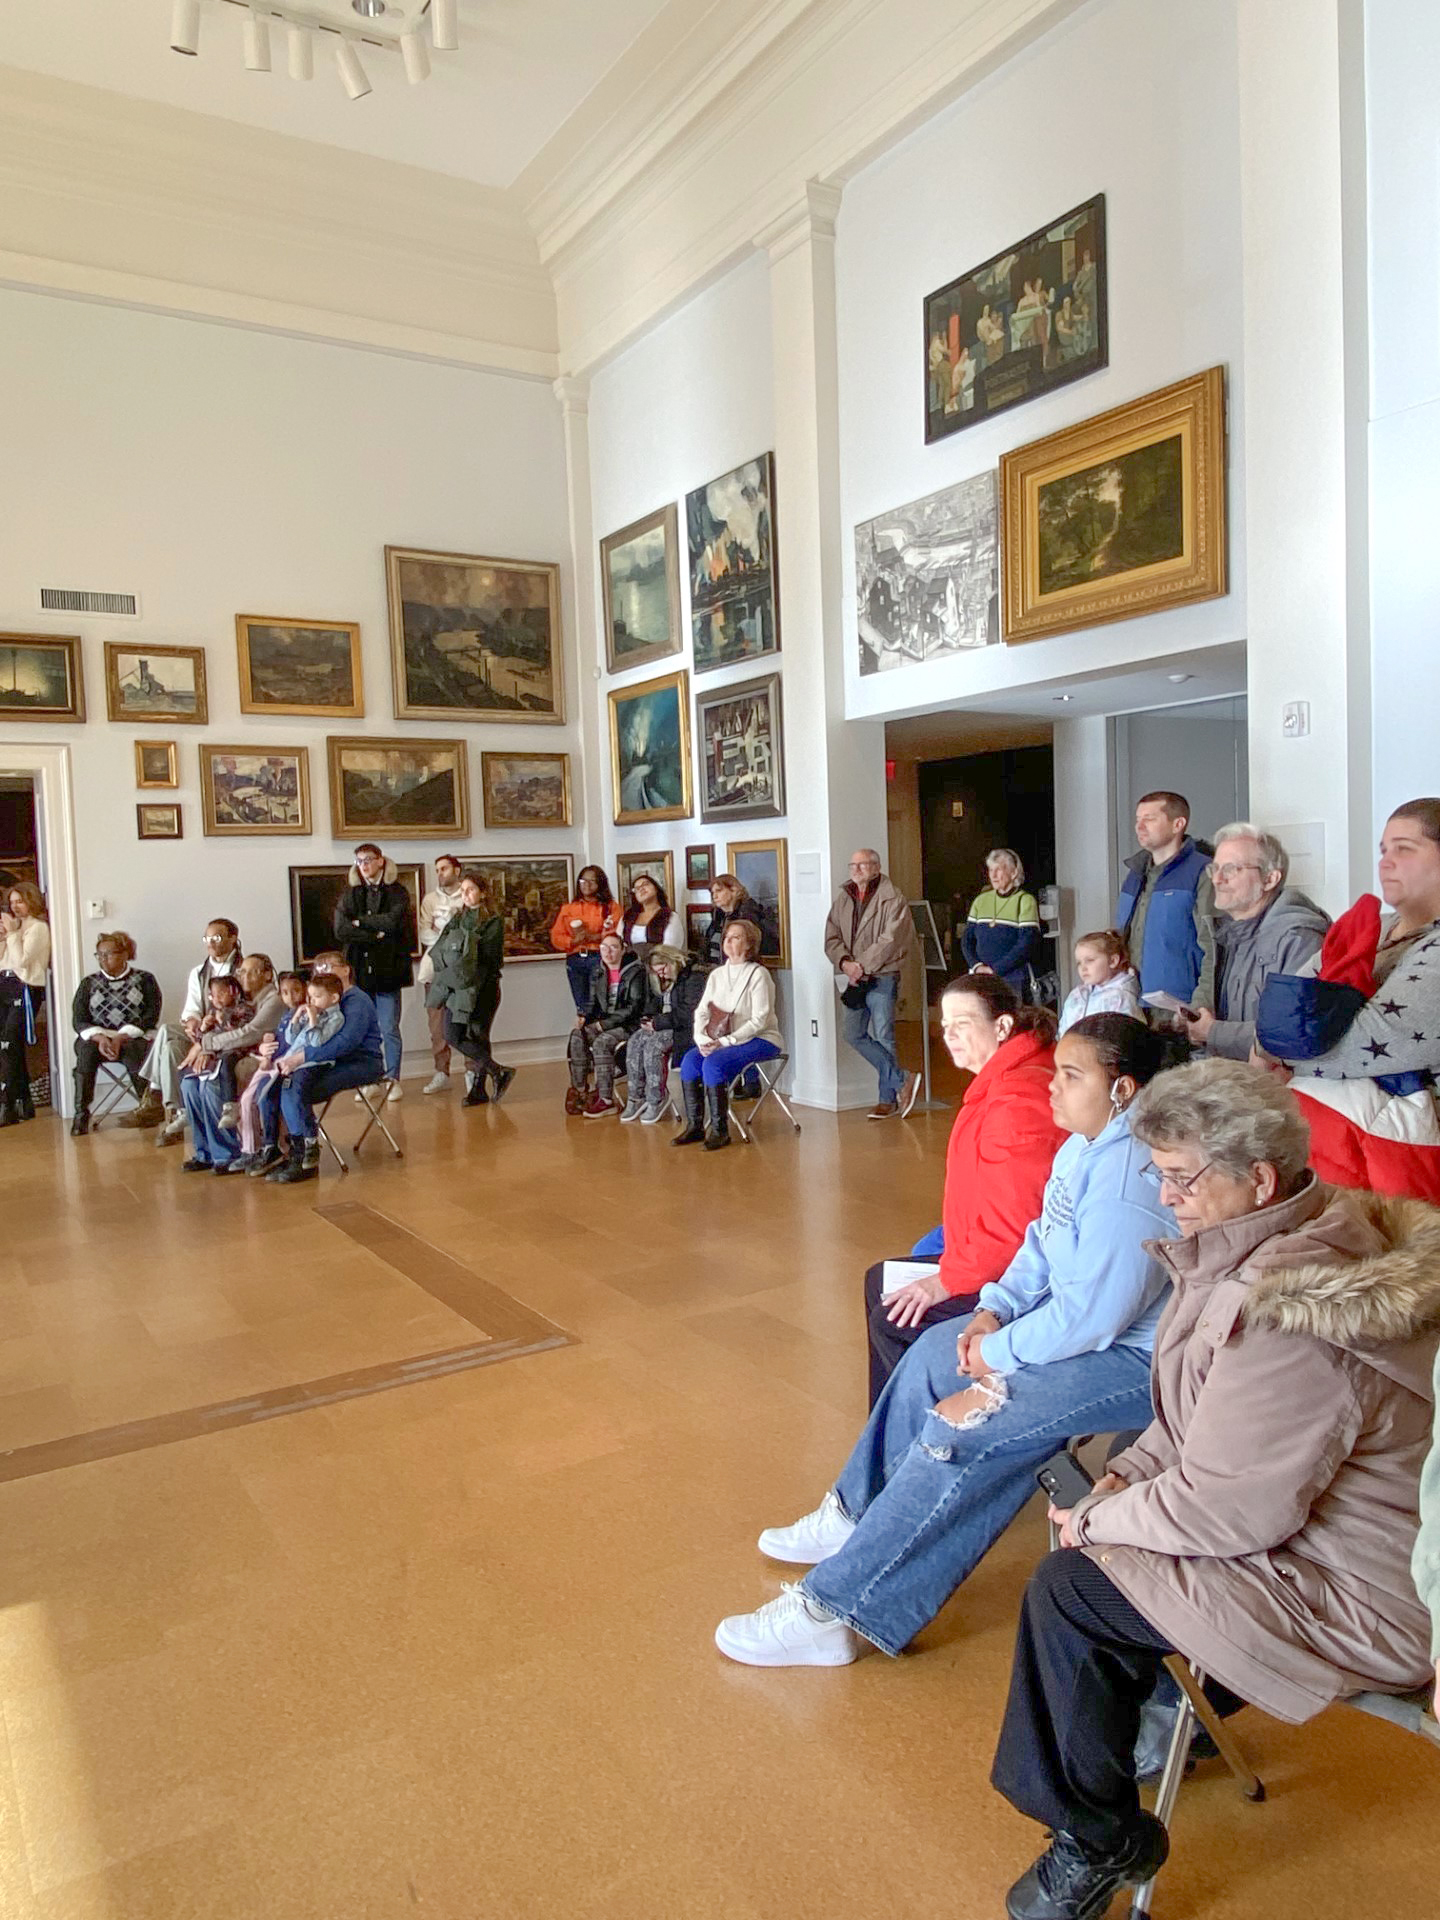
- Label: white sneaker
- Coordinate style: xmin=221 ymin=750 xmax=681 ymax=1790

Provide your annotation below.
xmin=640 ymin=1103 xmax=667 ymax=1126
xmin=422 ymin=1072 xmax=450 ymax=1095
xmin=619 ymin=1100 xmax=643 ymax=1124
xmin=155 ymin=1111 xmax=187 ymax=1147
xmin=714 ymin=1584 xmax=859 ymax=1667
xmin=219 ymin=1102 xmax=240 ymax=1132
xmin=387 ymin=1082 xmax=403 ymax=1102
xmin=757 ymin=1490 xmax=856 ymax=1564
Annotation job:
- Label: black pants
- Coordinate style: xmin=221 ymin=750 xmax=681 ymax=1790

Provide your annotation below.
xmin=0 ymin=984 xmax=42 ymax=1105
xmin=74 ymin=1034 xmax=150 ymax=1108
xmin=863 ymin=1258 xmax=978 ymax=1407
xmin=445 ymin=983 xmax=500 ymax=1076
xmin=991 ymin=1550 xmax=1243 ymax=1856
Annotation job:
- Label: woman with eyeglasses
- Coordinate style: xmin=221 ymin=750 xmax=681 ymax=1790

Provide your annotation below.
xmin=991 ymin=1058 xmax=1438 ymax=1920
xmin=714 ymin=1015 xmax=1174 ymax=1669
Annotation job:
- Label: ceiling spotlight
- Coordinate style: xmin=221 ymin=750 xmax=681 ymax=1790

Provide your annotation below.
xmin=334 ymin=38 xmax=373 ymax=99
xmin=169 ymin=0 xmax=200 ymax=55
xmin=400 ymin=29 xmax=430 ymax=83
xmin=1167 ymin=671 xmax=1195 ymax=684
xmin=243 ymin=5 xmax=272 ymax=71
xmin=1052 ymin=694 xmax=1075 ymax=703
xmin=432 ymin=0 xmax=459 ymax=52
xmin=352 ymin=0 xmax=386 ymax=15
xmin=286 ymin=21 xmax=314 ymax=80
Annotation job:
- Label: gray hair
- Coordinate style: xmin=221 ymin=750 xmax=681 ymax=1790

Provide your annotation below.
xmin=1130 ymin=1058 xmax=1310 ymax=1188
xmin=1212 ymin=821 xmax=1289 ymax=885
xmin=986 ymin=847 xmax=1025 ymax=885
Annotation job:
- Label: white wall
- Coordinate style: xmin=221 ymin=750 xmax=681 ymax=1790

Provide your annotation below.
xmin=836 ymin=0 xmax=1247 ymax=722
xmin=0 ymin=288 xmax=580 ymax=1067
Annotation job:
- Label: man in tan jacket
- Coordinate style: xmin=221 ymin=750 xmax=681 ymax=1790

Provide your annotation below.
xmin=823 ymin=849 xmax=919 ymax=1119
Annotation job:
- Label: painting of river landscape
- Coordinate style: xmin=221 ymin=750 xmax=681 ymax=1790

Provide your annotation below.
xmin=600 ymin=505 xmax=682 ymax=673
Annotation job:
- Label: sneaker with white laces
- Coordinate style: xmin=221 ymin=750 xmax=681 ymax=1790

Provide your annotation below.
xmin=757 ymin=1489 xmax=857 ymax=1564
xmin=714 ymin=1584 xmax=859 ymax=1667
xmin=422 ymin=1072 xmax=450 ymax=1095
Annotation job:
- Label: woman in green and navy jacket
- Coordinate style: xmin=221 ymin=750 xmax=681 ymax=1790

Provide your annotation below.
xmin=961 ymin=849 xmax=1044 ymax=994
xmin=426 ymin=870 xmax=514 ymax=1109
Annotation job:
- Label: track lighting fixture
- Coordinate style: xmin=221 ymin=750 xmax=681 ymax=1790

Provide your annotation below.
xmin=432 ymin=0 xmax=459 ymax=52
xmin=286 ymin=21 xmax=314 ymax=80
xmin=167 ymin=2 xmax=455 ymax=103
xmin=169 ymin=0 xmax=201 ymax=56
xmin=334 ymin=38 xmax=373 ymax=101
xmin=243 ymin=5 xmax=272 ymax=72
xmin=399 ymin=29 xmax=430 ymax=84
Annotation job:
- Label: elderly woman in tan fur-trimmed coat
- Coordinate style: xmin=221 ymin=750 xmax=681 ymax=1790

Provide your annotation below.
xmin=989 ymin=1059 xmax=1440 ymax=1920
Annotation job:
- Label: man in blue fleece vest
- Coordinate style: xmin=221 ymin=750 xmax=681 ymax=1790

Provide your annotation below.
xmin=1114 ymin=791 xmax=1215 ymax=1005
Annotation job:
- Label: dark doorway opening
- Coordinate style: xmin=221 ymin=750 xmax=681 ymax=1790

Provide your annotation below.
xmin=918 ymin=744 xmax=1056 ymax=969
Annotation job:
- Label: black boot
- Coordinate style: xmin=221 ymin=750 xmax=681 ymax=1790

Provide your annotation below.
xmin=463 ymin=1074 xmax=490 ymax=1106
xmin=672 ymin=1077 xmax=706 ymax=1146
xmin=0 ymin=1100 xmax=16 ymax=1128
xmin=15 ymin=1088 xmax=34 ymax=1121
xmin=703 ymin=1084 xmax=731 ymax=1151
xmin=489 ymin=1064 xmax=516 ymax=1103
xmin=70 ymin=1071 xmax=92 ymax=1136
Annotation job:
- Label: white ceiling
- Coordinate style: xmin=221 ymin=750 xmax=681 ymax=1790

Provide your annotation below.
xmin=0 ymin=0 xmax=675 ymax=189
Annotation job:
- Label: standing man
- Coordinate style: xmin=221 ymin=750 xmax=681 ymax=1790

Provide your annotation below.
xmin=1114 ymin=792 xmax=1215 ymax=1006
xmin=416 ymin=853 xmax=465 ymax=1094
xmin=333 ymin=843 xmax=414 ymax=1097
xmin=824 ymin=848 xmax=920 ymax=1120
xmin=1184 ymin=823 xmax=1329 ymax=1060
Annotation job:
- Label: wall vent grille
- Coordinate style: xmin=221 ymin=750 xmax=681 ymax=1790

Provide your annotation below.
xmin=38 ymin=587 xmax=141 ymax=618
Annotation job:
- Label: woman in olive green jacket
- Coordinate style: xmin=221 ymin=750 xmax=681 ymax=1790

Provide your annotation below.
xmin=425 ymin=871 xmax=514 ymax=1107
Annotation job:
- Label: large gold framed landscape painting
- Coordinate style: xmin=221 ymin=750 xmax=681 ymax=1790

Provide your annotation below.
xmin=1000 ymin=367 xmax=1226 ymax=643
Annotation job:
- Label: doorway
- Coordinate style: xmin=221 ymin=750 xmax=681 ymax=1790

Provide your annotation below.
xmin=0 ymin=743 xmax=82 ymax=1118
xmin=1111 ymin=696 xmax=1249 ymax=874
xmin=918 ymin=743 xmax=1056 ymax=970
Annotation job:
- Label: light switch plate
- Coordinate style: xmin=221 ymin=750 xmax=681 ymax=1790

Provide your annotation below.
xmin=1282 ymin=701 xmax=1310 ymax=738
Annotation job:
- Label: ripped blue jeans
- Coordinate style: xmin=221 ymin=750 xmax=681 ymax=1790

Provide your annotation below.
xmin=803 ymin=1320 xmax=1153 ymax=1656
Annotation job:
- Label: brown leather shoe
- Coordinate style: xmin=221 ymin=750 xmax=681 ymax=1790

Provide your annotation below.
xmin=118 ymin=1090 xmax=164 ymax=1129
xmin=898 ymin=1071 xmax=922 ymax=1117
xmin=867 ymin=1102 xmax=898 ymax=1121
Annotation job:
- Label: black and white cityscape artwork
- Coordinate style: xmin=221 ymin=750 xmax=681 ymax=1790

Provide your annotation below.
xmin=855 ymin=470 xmax=999 ymax=675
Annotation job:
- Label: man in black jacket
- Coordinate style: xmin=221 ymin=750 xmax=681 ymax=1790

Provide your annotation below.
xmin=333 ymin=843 xmax=414 ymax=1093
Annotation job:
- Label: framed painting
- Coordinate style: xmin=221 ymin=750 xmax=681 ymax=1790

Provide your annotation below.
xmin=695 ymin=673 xmax=784 ymax=824
xmin=725 ymin=837 xmax=789 ymax=969
xmin=608 ymin=669 xmax=692 ymax=826
xmin=685 ymin=844 xmax=714 ymax=890
xmin=600 ymin=504 xmax=682 ymax=674
xmin=385 ymin=545 xmax=563 ymax=724
xmin=136 ymin=803 xmax=182 ymax=840
xmin=104 ymin=643 xmax=207 ymax=724
xmin=325 ymin=736 xmax=468 ymax=839
xmin=856 ymin=471 xmax=999 ymax=675
xmin=134 ymin=741 xmax=178 ymax=789
xmin=289 ymin=863 xmax=424 ymax=968
xmin=480 ymin=750 xmax=572 ymax=830
xmin=463 ymin=856 xmax=575 ymax=962
xmin=685 ymin=904 xmax=712 ymax=953
xmin=924 ymin=194 xmax=1107 ymax=443
xmin=614 ymin=850 xmax=676 ymax=909
xmin=200 ymin=745 xmax=312 ymax=837
xmin=0 ymin=634 xmax=85 ymax=722
xmin=235 ymin=615 xmax=363 ymax=717
xmin=1000 ymin=366 xmax=1227 ymax=643
xmin=685 ymin=454 xmax=780 ymax=675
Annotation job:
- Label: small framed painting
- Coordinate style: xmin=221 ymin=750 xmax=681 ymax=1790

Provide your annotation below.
xmin=608 ymin=669 xmax=692 ymax=826
xmin=289 ymin=863 xmax=425 ymax=968
xmin=695 ymin=673 xmax=784 ymax=824
xmin=685 ymin=844 xmax=715 ymax=890
xmin=614 ymin=850 xmax=676 ymax=909
xmin=686 ymin=454 xmax=780 ymax=675
xmin=600 ymin=504 xmax=683 ymax=675
xmin=235 ymin=615 xmax=364 ymax=717
xmin=480 ymin=751 xmax=572 ymax=829
xmin=0 ymin=633 xmax=86 ymax=723
xmin=725 ymin=836 xmax=790 ymax=969
xmin=200 ymin=745 xmax=312 ymax=836
xmin=325 ymin=735 xmax=469 ymax=839
xmin=385 ymin=545 xmax=564 ymax=724
xmin=134 ymin=741 xmax=179 ymax=788
xmin=685 ymin=904 xmax=712 ymax=953
xmin=104 ymin=643 xmax=208 ymax=724
xmin=136 ymin=803 xmax=182 ymax=840
xmin=462 ymin=856 xmax=576 ymax=962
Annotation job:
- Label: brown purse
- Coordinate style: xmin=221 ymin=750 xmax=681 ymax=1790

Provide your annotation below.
xmin=704 ymin=965 xmax=758 ymax=1040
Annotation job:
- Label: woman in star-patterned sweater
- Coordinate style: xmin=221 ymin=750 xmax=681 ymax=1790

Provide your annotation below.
xmin=70 ymin=932 xmax=162 ymax=1135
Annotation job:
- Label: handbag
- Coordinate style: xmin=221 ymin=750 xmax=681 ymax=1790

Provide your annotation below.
xmin=705 ymin=965 xmax=759 ymax=1040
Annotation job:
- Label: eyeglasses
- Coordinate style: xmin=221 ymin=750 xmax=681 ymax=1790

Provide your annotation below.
xmin=1140 ymin=1159 xmax=1213 ymax=1196
xmin=1208 ymin=861 xmax=1266 ymax=882
xmin=848 ymin=861 xmax=877 ymax=872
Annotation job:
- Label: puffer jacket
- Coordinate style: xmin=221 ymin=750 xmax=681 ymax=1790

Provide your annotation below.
xmin=1414 ymin=1349 xmax=1440 ymax=1658
xmin=1072 ymin=1180 xmax=1440 ymax=1722
xmin=1207 ymin=887 xmax=1330 ymax=1060
xmin=1115 ymin=839 xmax=1215 ymax=1004
xmin=333 ymin=857 xmax=414 ymax=996
xmin=642 ymin=950 xmax=708 ymax=1055
xmin=425 ymin=907 xmax=503 ymax=1022
xmin=581 ymin=952 xmax=647 ymax=1033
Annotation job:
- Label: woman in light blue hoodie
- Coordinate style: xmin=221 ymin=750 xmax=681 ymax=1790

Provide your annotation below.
xmin=715 ymin=1015 xmax=1177 ymax=1666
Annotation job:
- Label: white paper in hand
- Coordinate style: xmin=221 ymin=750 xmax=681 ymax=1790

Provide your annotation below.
xmin=880 ymin=1260 xmax=941 ymax=1299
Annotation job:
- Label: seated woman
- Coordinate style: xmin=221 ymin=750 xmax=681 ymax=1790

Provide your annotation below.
xmin=621 ymin=945 xmax=708 ymax=1125
xmin=0 ymin=881 xmax=51 ymax=1126
xmin=69 ymin=930 xmax=163 ymax=1136
xmin=177 ymin=954 xmax=283 ymax=1171
xmin=622 ymin=872 xmax=684 ymax=950
xmin=427 ymin=869 xmax=515 ymax=1109
xmin=672 ymin=919 xmax=782 ymax=1152
xmin=714 ymin=1015 xmax=1173 ymax=1667
xmin=266 ymin=951 xmax=383 ymax=1184
xmin=866 ymin=974 xmax=1064 ymax=1405
xmin=992 ymin=1059 xmax=1439 ymax=1920
xmin=227 ymin=969 xmax=309 ymax=1177
xmin=566 ymin=932 xmax=646 ymax=1119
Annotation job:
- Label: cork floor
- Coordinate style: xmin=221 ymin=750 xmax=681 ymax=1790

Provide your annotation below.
xmin=0 ymin=1063 xmax=1434 ymax=1919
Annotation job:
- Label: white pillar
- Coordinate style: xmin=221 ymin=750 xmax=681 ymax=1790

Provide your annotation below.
xmin=553 ymin=374 xmax=607 ymax=858
xmin=761 ymin=183 xmax=888 ymax=1110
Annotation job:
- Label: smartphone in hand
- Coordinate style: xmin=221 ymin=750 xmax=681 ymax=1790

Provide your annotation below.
xmin=1035 ymin=1449 xmax=1095 ymax=1509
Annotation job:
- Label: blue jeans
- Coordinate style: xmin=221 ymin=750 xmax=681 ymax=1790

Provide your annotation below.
xmin=373 ymin=991 xmax=402 ymax=1079
xmin=840 ymin=972 xmax=903 ymax=1102
xmin=565 ymin=952 xmax=601 ymax=1013
xmin=279 ymin=1056 xmax=382 ymax=1142
xmin=180 ymin=1073 xmax=240 ymax=1167
xmin=678 ymin=1037 xmax=781 ymax=1088
xmin=803 ymin=1321 xmax=1154 ymax=1656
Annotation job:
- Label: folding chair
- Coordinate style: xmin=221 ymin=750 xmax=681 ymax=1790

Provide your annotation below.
xmin=725 ymin=1051 xmax=802 ymax=1143
xmin=316 ymin=1077 xmax=404 ymax=1176
xmin=91 ymin=1060 xmax=142 ymax=1127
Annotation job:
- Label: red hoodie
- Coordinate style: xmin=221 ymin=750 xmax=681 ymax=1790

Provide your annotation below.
xmin=940 ymin=1028 xmax=1064 ymax=1299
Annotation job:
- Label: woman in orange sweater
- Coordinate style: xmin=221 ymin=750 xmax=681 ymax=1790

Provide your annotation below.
xmin=865 ymin=973 xmax=1064 ymax=1403
xmin=550 ymin=865 xmax=622 ymax=1013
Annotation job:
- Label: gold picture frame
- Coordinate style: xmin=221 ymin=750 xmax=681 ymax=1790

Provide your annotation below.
xmin=608 ymin=668 xmax=692 ymax=826
xmin=724 ymin=836 xmax=789 ymax=969
xmin=104 ymin=642 xmax=208 ymax=724
xmin=200 ymin=745 xmax=312 ymax=837
xmin=0 ymin=633 xmax=85 ymax=722
xmin=384 ymin=545 xmax=564 ymax=725
xmin=614 ymin=850 xmax=676 ymax=908
xmin=480 ymin=751 xmax=573 ymax=829
xmin=134 ymin=741 xmax=178 ymax=789
xmin=325 ymin=735 xmax=469 ymax=839
xmin=1000 ymin=366 xmax=1227 ymax=643
xmin=599 ymin=503 xmax=683 ymax=675
xmin=136 ymin=803 xmax=182 ymax=840
xmin=235 ymin=615 xmax=364 ymax=718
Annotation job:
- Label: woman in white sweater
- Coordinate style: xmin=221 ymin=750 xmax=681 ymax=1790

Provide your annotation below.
xmin=0 ymin=881 xmax=52 ymax=1126
xmin=673 ymin=919 xmax=782 ymax=1151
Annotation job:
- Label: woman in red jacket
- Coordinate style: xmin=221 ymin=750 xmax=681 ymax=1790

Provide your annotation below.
xmin=865 ymin=973 xmax=1064 ymax=1403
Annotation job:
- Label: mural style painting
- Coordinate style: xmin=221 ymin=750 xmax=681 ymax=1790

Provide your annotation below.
xmin=855 ymin=471 xmax=999 ymax=675
xmin=685 ymin=454 xmax=779 ymax=674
